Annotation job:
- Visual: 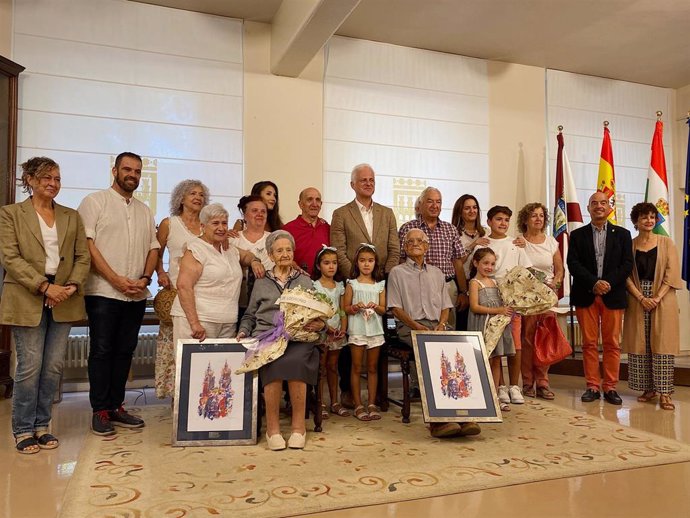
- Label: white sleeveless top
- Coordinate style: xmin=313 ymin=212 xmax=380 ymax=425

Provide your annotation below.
xmin=38 ymin=214 xmax=60 ymax=275
xmin=170 ymin=239 xmax=243 ymax=324
xmin=167 ymin=215 xmax=199 ymax=285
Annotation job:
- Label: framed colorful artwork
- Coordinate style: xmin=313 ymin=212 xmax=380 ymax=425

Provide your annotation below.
xmin=172 ymin=339 xmax=258 ymax=446
xmin=411 ymin=331 xmax=502 ymax=423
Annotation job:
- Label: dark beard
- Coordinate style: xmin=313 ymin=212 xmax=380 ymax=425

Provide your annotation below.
xmin=115 ymin=174 xmax=139 ymax=193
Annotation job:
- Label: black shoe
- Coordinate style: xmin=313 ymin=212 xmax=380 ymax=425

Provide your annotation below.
xmin=580 ymin=388 xmax=601 ymax=402
xmin=603 ymin=390 xmax=623 ymax=405
xmin=108 ymin=407 xmax=145 ymax=428
xmin=409 ymin=387 xmax=421 ymax=399
xmin=91 ymin=410 xmax=116 ymax=436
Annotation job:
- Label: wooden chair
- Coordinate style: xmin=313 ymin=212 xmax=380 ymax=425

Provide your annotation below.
xmin=377 ymin=314 xmax=415 ymax=423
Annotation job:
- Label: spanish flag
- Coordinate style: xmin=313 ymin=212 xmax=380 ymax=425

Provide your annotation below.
xmin=596 ymin=126 xmax=617 ymax=224
xmin=645 ymin=120 xmax=670 ymax=236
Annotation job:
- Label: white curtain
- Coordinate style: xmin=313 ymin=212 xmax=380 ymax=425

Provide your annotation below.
xmin=323 ymin=36 xmax=490 ymax=224
xmin=13 ymin=0 xmax=244 ymax=225
xmin=546 ymin=70 xmax=672 ymax=233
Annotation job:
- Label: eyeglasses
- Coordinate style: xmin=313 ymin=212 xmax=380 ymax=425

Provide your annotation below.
xmin=38 ymin=175 xmax=61 ymax=183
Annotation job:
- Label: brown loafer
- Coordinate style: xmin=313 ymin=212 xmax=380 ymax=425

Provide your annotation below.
xmin=430 ymin=422 xmax=463 ymax=438
xmin=459 ymin=422 xmax=481 ymax=436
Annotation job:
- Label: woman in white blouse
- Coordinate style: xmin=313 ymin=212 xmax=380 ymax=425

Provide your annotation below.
xmin=154 ymin=180 xmax=209 ymax=399
xmin=517 ymin=202 xmax=564 ymax=400
xmin=0 ymin=157 xmax=90 ymax=453
xmin=171 ymin=204 xmax=264 ymax=345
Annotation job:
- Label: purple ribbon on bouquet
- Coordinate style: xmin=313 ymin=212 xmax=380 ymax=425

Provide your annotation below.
xmin=242 ymin=311 xmax=290 ymax=362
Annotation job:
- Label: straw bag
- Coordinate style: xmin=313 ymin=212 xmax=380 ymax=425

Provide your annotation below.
xmin=153 ymin=287 xmax=177 ymax=325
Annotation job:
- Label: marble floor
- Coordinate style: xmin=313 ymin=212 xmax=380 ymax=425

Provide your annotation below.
xmin=1 ymin=374 xmax=689 ymax=518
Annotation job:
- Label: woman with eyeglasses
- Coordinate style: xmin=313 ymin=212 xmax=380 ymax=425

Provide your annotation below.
xmin=0 ymin=157 xmax=90 ymax=454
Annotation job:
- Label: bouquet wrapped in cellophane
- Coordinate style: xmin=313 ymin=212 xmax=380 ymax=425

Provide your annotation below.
xmin=483 ymin=266 xmax=558 ymax=355
xmin=235 ymin=286 xmax=335 ymax=374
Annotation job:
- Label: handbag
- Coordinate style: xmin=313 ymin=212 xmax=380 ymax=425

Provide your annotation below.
xmin=153 ymin=287 xmax=177 ymax=325
xmin=534 ymin=313 xmax=572 ymax=366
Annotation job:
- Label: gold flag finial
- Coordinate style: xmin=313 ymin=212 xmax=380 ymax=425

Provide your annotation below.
xmin=656 ymin=110 xmax=663 ymax=120
xmin=557 ymin=125 xmax=563 ymax=132
xmin=603 ymin=120 xmax=609 ymax=128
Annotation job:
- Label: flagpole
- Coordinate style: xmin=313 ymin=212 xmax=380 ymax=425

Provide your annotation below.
xmin=558 ymin=124 xmax=577 ymax=358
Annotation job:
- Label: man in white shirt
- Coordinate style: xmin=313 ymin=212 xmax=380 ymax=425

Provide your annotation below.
xmin=78 ymin=152 xmax=160 ymax=436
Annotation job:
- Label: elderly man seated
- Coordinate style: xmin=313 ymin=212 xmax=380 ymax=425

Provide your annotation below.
xmin=387 ymin=228 xmax=481 ymax=438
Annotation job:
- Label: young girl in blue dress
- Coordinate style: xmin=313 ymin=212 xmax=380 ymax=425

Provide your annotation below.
xmin=312 ymin=246 xmax=349 ymax=418
xmin=343 ymin=244 xmax=386 ymax=421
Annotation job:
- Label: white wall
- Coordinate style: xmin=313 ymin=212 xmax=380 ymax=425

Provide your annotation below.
xmin=13 ymin=0 xmax=244 ymax=225
xmin=243 ymin=21 xmax=324 ymax=222
xmin=0 ymin=0 xmax=10 ymax=57
xmin=322 ymin=36 xmax=489 ymax=225
xmin=546 ymin=70 xmax=673 ymax=233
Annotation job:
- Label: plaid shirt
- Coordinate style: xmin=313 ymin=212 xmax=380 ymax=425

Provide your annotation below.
xmin=398 ymin=217 xmax=466 ymax=278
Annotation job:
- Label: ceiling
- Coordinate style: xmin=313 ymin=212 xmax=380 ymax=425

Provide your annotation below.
xmin=135 ymin=0 xmax=690 ymax=88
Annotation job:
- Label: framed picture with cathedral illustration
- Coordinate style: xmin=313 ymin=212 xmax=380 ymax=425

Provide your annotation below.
xmin=411 ymin=331 xmax=502 ymax=423
xmin=172 ymin=339 xmax=259 ymax=446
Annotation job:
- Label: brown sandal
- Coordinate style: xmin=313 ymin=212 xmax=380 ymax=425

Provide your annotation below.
xmin=637 ymin=391 xmax=658 ymax=403
xmin=523 ymin=386 xmax=536 ymax=398
xmin=330 ymin=403 xmax=350 ymax=417
xmin=367 ymin=404 xmax=381 ymax=420
xmin=354 ymin=405 xmax=371 ymax=421
xmin=659 ymin=394 xmax=675 ymax=411
xmin=321 ymin=404 xmax=329 ymax=420
xmin=536 ymin=387 xmax=555 ymax=400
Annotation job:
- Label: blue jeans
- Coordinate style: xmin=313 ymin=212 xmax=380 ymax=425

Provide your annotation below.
xmin=85 ymin=296 xmax=146 ymax=412
xmin=12 ymin=308 xmax=71 ymax=437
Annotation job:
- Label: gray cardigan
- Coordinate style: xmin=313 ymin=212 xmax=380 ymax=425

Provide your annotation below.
xmin=238 ymin=272 xmax=314 ymax=337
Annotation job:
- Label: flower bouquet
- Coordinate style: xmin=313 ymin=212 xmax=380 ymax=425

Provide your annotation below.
xmin=235 ymin=286 xmax=335 ymax=374
xmin=483 ymin=266 xmax=558 ymax=355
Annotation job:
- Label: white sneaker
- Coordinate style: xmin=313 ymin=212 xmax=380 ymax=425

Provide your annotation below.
xmin=287 ymin=432 xmax=306 ymax=449
xmin=509 ymin=385 xmax=525 ymax=404
xmin=498 ymin=385 xmax=510 ymax=404
xmin=266 ymin=433 xmax=286 ymax=451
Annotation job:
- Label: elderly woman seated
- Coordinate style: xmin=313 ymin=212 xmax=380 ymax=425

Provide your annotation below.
xmin=237 ymin=230 xmax=326 ymax=450
xmin=171 ymin=203 xmax=264 ymax=346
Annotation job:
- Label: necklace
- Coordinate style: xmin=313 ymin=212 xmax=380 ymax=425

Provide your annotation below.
xmin=463 ymin=229 xmax=478 ymax=239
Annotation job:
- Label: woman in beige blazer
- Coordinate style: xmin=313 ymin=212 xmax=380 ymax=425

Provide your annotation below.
xmin=622 ymin=203 xmax=682 ymax=411
xmin=0 ymin=157 xmax=90 ymax=453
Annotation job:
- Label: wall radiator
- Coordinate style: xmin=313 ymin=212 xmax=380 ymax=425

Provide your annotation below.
xmin=65 ymin=333 xmax=158 ymax=369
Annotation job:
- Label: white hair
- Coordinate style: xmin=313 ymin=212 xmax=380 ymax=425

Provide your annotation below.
xmin=199 ymin=203 xmax=228 ymax=224
xmin=419 ymin=186 xmax=442 ymax=201
xmin=403 ymin=228 xmax=429 ymax=243
xmin=266 ymin=230 xmax=295 ymax=253
xmin=350 ymin=163 xmax=375 ymax=183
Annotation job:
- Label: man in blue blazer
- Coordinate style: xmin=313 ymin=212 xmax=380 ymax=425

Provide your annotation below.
xmin=567 ymin=191 xmax=633 ymax=405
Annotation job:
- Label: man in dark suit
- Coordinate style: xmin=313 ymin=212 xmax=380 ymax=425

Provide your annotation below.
xmin=567 ymin=191 xmax=633 ymax=405
xmin=330 ymin=163 xmax=400 ymax=408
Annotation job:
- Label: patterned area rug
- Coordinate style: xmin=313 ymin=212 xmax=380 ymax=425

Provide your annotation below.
xmin=60 ymin=401 xmax=690 ymax=517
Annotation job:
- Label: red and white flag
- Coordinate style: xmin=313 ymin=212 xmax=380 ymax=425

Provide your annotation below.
xmin=553 ymin=130 xmax=583 ymax=298
xmin=645 ymin=119 xmax=671 ymax=236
